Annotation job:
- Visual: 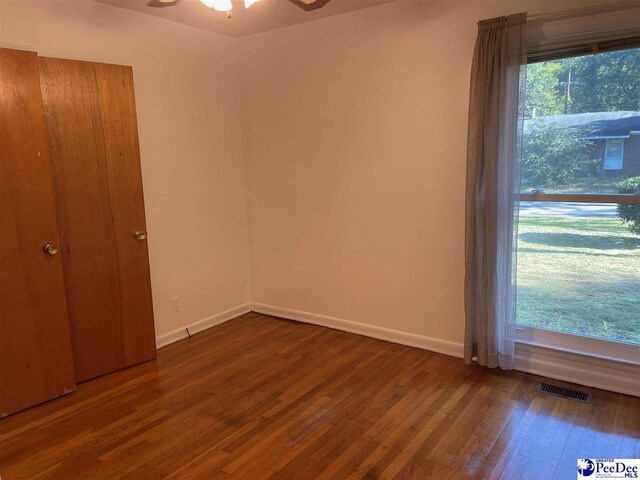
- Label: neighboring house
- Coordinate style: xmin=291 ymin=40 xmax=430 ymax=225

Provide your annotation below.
xmin=525 ymin=111 xmax=640 ymax=176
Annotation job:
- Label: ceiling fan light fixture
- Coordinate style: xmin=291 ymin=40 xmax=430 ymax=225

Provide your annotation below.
xmin=286 ymin=0 xmax=330 ymax=10
xmin=146 ymin=0 xmax=180 ymax=7
xmin=200 ymin=0 xmax=232 ymax=13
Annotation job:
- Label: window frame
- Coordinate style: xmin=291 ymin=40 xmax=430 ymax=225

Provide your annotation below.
xmin=518 ymin=192 xmax=640 ymax=204
xmin=603 ymin=138 xmax=625 ymax=170
xmin=515 ymin=45 xmax=640 ymax=360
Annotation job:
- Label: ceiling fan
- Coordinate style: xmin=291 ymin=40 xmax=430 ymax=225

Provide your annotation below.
xmin=286 ymin=0 xmax=331 ymax=11
xmin=147 ymin=0 xmax=332 ymax=12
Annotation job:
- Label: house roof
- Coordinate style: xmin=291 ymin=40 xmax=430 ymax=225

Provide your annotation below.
xmin=524 ymin=111 xmax=640 ymax=139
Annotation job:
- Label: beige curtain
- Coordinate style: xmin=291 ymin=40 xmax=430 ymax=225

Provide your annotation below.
xmin=464 ymin=13 xmax=527 ymax=370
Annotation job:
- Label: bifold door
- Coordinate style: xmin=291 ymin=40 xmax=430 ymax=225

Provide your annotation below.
xmin=39 ymin=58 xmax=156 ymax=382
xmin=0 ymin=49 xmax=76 ymax=417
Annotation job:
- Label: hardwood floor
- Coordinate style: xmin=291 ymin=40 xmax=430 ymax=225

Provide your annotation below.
xmin=1 ymin=312 xmax=638 ymax=479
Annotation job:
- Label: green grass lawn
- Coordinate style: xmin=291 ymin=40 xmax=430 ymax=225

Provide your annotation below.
xmin=516 ymin=216 xmax=640 ymax=345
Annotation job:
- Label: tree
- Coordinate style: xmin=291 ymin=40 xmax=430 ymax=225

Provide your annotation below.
xmin=526 ymin=61 xmax=564 ymax=116
xmin=567 ymin=50 xmax=640 ymax=113
xmin=526 ymin=49 xmax=640 ymax=115
xmin=521 ymin=122 xmax=598 ymax=190
xmin=617 ymin=176 xmax=640 ymax=236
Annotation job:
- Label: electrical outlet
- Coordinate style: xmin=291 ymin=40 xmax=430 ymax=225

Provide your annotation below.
xmin=171 ymin=296 xmax=181 ymax=313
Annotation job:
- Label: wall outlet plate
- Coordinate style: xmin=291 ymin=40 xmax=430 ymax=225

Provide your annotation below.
xmin=171 ymin=296 xmax=181 ymax=313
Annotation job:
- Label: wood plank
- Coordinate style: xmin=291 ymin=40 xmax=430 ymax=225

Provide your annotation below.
xmin=0 ymin=48 xmax=76 ymax=417
xmin=0 ymin=313 xmax=637 ymax=478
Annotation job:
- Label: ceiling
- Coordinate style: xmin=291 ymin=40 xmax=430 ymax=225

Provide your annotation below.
xmin=95 ymin=0 xmax=397 ymax=37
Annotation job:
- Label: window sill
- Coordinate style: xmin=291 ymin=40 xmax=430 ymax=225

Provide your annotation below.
xmin=514 ymin=327 xmax=640 ymax=397
xmin=516 ymin=326 xmax=640 ymax=366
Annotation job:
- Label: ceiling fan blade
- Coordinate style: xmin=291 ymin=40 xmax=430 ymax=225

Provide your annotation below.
xmin=286 ymin=0 xmax=331 ymax=11
xmin=147 ymin=0 xmax=180 ymax=7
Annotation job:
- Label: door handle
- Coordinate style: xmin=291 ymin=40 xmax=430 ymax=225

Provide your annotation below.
xmin=134 ymin=231 xmax=147 ymax=241
xmin=43 ymin=243 xmax=58 ymax=255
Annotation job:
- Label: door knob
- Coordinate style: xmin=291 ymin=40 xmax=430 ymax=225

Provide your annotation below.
xmin=43 ymin=243 xmax=58 ymax=255
xmin=134 ymin=231 xmax=147 ymax=241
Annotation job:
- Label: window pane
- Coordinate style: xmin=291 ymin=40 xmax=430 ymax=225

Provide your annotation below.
xmin=516 ymin=203 xmax=640 ymax=345
xmin=522 ymin=48 xmax=640 ymax=194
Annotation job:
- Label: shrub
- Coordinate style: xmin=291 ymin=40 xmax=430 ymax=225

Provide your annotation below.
xmin=521 ymin=122 xmax=598 ymax=190
xmin=617 ymin=176 xmax=640 ymax=235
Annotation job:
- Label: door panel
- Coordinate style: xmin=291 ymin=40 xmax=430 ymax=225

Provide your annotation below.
xmin=0 ymin=48 xmax=76 ymax=416
xmin=39 ymin=58 xmax=155 ymax=382
xmin=94 ymin=63 xmax=156 ymax=366
xmin=39 ymin=58 xmax=125 ymax=381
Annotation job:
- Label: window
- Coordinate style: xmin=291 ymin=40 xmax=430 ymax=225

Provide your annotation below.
xmin=604 ymin=138 xmax=624 ymax=170
xmin=516 ymin=47 xmax=640 ymax=357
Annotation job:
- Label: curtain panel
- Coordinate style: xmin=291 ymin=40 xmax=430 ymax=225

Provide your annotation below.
xmin=464 ymin=13 xmax=527 ymax=370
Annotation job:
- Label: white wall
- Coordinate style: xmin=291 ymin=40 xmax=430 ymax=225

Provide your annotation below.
xmin=1 ymin=0 xmax=251 ymax=341
xmin=239 ymin=0 xmax=610 ymax=348
xmin=1 ymin=0 xmax=623 ymax=353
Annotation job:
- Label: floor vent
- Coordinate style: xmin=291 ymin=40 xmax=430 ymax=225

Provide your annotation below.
xmin=536 ymin=383 xmax=592 ymax=403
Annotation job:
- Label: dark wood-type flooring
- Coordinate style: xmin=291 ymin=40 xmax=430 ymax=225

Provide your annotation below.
xmin=1 ymin=312 xmax=638 ymax=479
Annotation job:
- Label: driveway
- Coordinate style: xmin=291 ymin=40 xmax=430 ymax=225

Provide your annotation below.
xmin=519 ymin=202 xmax=618 ymax=218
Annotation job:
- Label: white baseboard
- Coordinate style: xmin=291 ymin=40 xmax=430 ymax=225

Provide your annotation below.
xmin=251 ymin=303 xmax=639 ymax=397
xmin=155 ymin=303 xmax=251 ymax=349
xmin=250 ymin=303 xmax=464 ymax=358
xmin=0 ymin=42 xmax=36 ymax=52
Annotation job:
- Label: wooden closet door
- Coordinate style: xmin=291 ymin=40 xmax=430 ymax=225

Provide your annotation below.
xmin=93 ymin=63 xmax=156 ymax=370
xmin=39 ymin=58 xmax=156 ymax=382
xmin=0 ymin=49 xmax=76 ymax=416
